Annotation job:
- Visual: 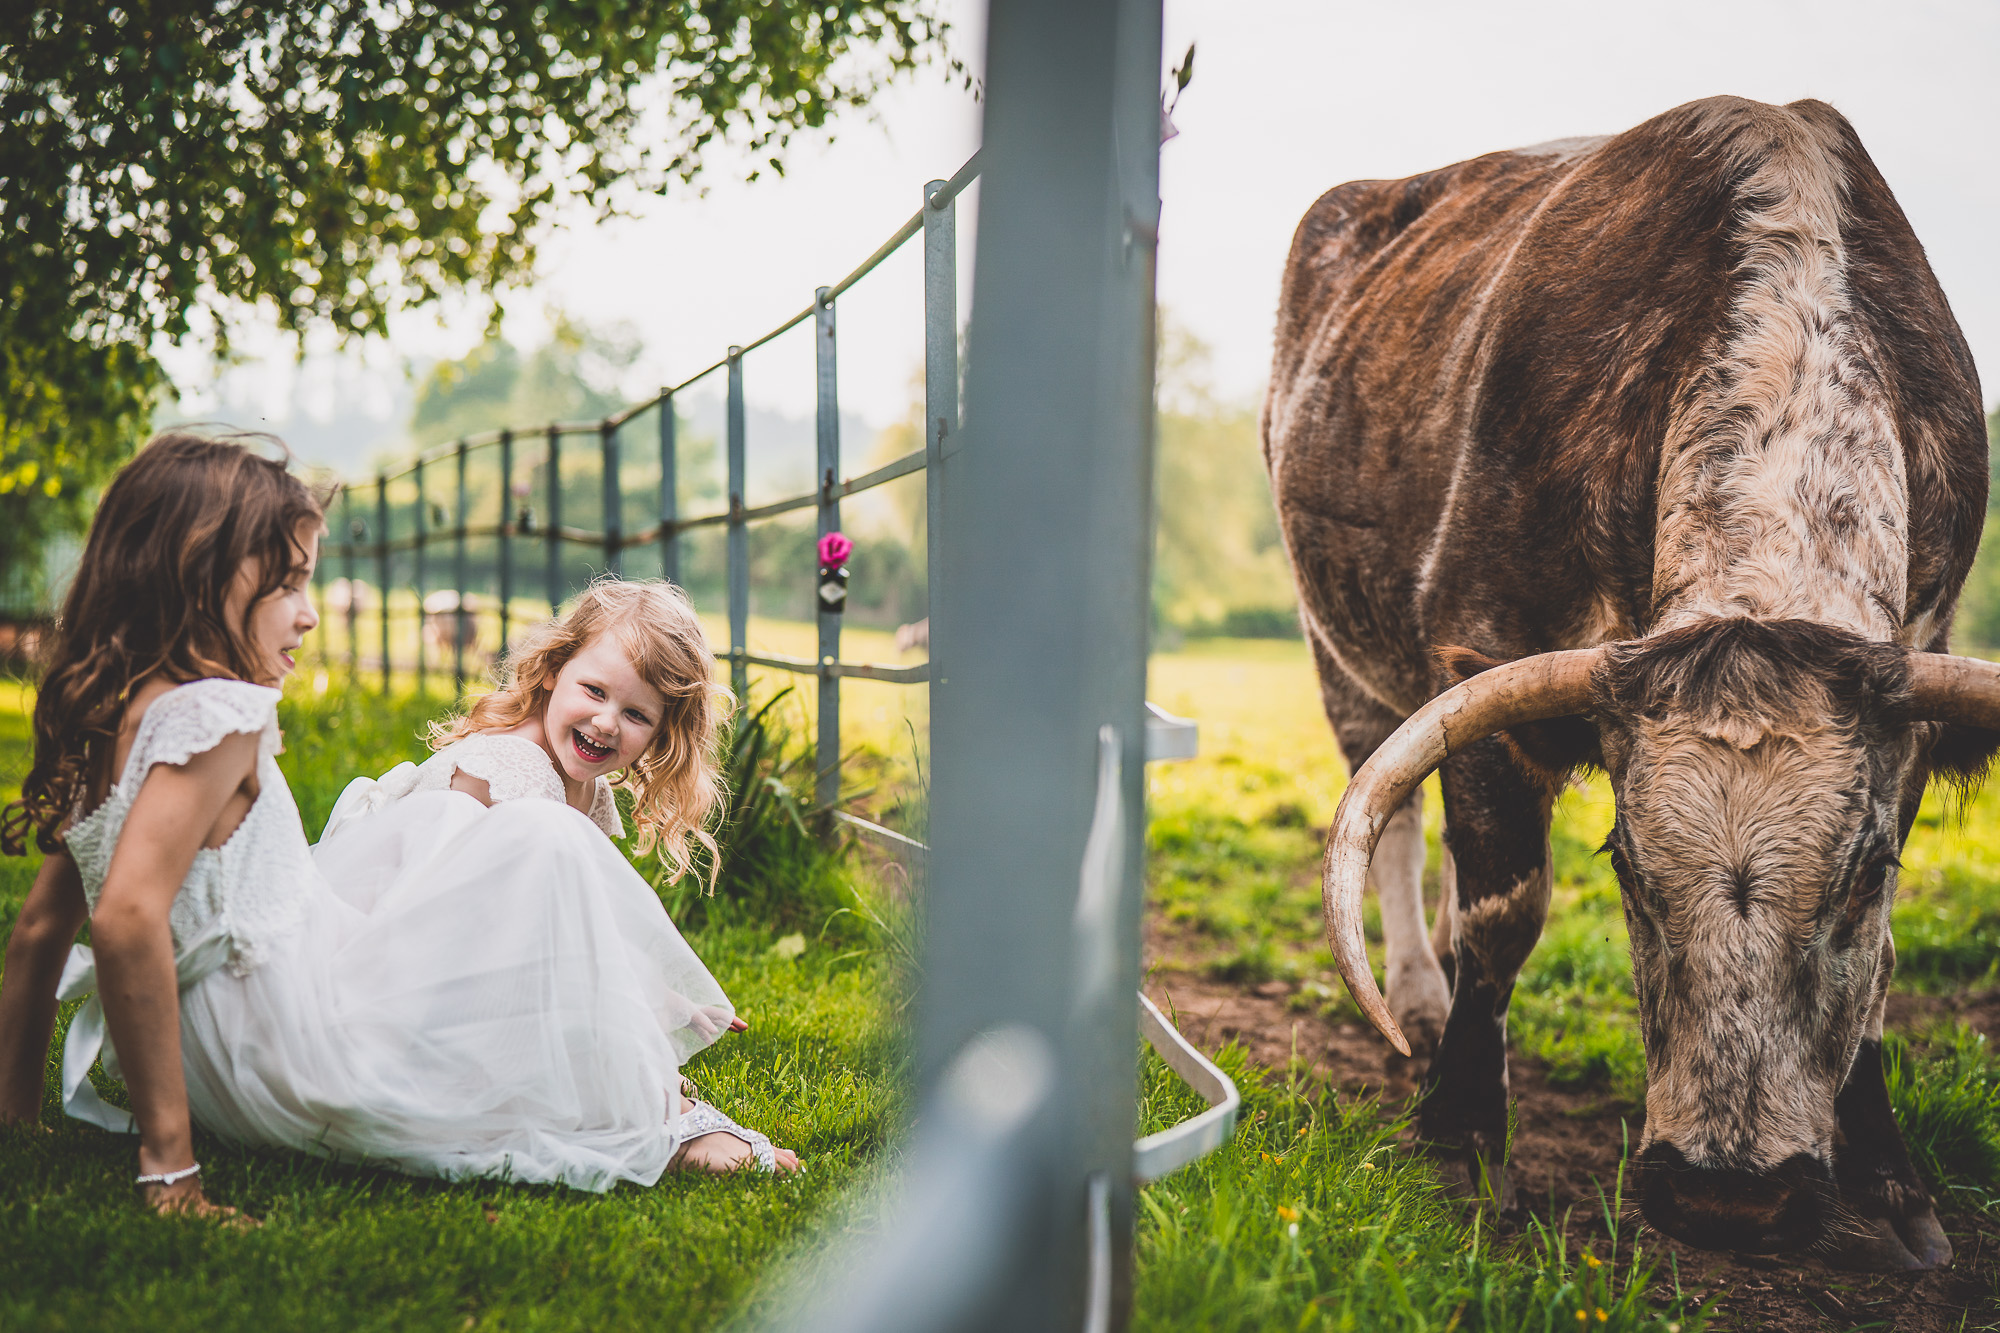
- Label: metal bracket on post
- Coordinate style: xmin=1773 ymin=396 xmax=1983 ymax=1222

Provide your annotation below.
xmin=1133 ymin=993 xmax=1241 ymax=1183
xmin=1132 ymin=704 xmax=1237 ymax=1182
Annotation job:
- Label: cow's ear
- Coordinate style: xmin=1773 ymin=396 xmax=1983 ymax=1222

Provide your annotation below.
xmin=1436 ymin=646 xmax=1602 ymax=780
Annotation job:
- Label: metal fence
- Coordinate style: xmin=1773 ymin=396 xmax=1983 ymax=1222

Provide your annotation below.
xmin=324 ymin=5 xmax=1234 ymax=1323
xmin=323 ymin=152 xmax=978 ymax=811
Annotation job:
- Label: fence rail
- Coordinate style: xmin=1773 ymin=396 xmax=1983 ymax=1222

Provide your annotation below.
xmin=323 ymin=155 xmax=979 ymax=810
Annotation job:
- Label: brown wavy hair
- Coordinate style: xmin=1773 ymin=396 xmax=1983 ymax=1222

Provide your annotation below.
xmin=1 ymin=430 xmax=326 ymax=856
xmin=432 ymin=578 xmax=732 ymax=887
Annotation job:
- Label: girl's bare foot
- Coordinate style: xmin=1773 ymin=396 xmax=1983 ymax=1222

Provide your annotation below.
xmin=141 ymin=1176 xmax=259 ymax=1227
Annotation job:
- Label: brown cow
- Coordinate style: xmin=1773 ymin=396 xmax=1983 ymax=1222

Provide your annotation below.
xmin=1265 ymin=96 xmax=2000 ymax=1269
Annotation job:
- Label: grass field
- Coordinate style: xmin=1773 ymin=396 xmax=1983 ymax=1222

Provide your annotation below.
xmin=1 ymin=632 xmax=1992 ymax=1328
xmin=1146 ymin=639 xmax=2000 ymax=1244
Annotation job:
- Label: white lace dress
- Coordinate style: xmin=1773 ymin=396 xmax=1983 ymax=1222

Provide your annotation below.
xmin=58 ymin=683 xmax=732 ymax=1191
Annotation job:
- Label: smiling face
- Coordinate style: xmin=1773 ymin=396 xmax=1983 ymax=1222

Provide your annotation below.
xmin=224 ymin=518 xmax=322 ymax=685
xmin=542 ymin=631 xmax=667 ymax=786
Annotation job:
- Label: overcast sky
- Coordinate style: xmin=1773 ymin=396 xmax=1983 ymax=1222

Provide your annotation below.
xmin=175 ymin=0 xmax=1999 ymax=461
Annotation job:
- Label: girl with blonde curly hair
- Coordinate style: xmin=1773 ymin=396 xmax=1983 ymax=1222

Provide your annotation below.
xmin=319 ymin=577 xmax=797 ymax=1176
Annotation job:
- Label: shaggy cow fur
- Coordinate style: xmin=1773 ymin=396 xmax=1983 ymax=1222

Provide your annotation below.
xmin=1264 ymin=96 xmax=1988 ymax=1267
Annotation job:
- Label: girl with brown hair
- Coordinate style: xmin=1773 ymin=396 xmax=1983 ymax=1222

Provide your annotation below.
xmin=0 ymin=430 xmax=325 ymax=1219
xmin=0 ymin=435 xmax=789 ymax=1220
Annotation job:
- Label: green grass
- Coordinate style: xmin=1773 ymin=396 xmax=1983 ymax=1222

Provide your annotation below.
xmin=0 ymin=671 xmax=906 ymax=1332
xmin=1886 ymin=1024 xmax=2000 ymax=1215
xmin=1132 ymin=1043 xmax=1704 ymax=1332
xmin=1144 ymin=638 xmax=2000 ymax=1225
xmin=6 ymin=634 xmax=1996 ymax=1327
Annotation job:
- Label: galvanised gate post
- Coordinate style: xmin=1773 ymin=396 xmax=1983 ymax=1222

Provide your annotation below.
xmin=413 ymin=455 xmax=427 ymax=695
xmin=341 ymin=488 xmax=358 ymax=675
xmin=498 ymin=428 xmax=514 ymax=655
xmin=773 ymin=0 xmax=1162 ymax=1327
xmin=545 ymin=425 xmax=562 ymax=612
xmin=923 ymin=175 xmax=958 ymax=697
xmin=658 ymin=392 xmax=678 ymax=586
xmin=726 ymin=346 xmax=749 ymax=700
xmin=814 ymin=286 xmax=842 ymax=811
xmin=454 ymin=439 xmax=469 ymax=693
xmin=601 ymin=419 xmax=623 ymax=579
xmin=376 ymin=474 xmax=390 ymax=694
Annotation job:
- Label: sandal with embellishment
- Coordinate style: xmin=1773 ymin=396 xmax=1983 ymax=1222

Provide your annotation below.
xmin=674 ymin=1100 xmax=778 ymax=1173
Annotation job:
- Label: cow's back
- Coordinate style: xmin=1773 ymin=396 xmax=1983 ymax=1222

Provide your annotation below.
xmin=1265 ymin=96 xmax=1985 ymax=717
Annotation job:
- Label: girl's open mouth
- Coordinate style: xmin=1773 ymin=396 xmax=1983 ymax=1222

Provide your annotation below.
xmin=572 ymin=730 xmax=613 ymax=764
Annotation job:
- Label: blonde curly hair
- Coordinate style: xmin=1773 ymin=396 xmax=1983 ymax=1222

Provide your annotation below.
xmin=433 ymin=578 xmax=732 ymax=888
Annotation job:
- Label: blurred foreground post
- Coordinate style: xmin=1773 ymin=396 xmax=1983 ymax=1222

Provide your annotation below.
xmin=768 ymin=0 xmax=1160 ymax=1327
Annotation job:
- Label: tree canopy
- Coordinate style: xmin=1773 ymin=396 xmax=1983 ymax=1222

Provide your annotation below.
xmin=0 ymin=0 xmax=950 ymax=587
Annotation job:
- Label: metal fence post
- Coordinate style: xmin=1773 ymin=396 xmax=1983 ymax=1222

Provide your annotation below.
xmin=659 ymin=391 xmax=678 ymax=585
xmin=786 ymin=2 xmax=1165 ymax=1329
xmin=413 ymin=456 xmax=427 ymax=696
xmin=815 ymin=287 xmax=842 ymax=811
xmin=726 ymin=346 xmax=748 ymax=699
xmin=499 ymin=428 xmax=513 ymax=656
xmin=376 ymin=473 xmax=391 ymax=694
xmin=546 ymin=425 xmax=563 ymax=613
xmin=342 ymin=487 xmax=358 ymax=676
xmin=454 ymin=439 xmax=469 ymax=693
xmin=602 ymin=419 xmax=623 ymax=579
xmin=924 ymin=176 xmax=959 ymax=693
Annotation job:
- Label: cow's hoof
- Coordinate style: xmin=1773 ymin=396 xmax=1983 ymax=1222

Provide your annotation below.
xmin=1434 ymin=1146 xmax=1509 ymax=1211
xmin=1822 ymin=1212 xmax=1952 ymax=1272
xmin=1386 ymin=964 xmax=1450 ymax=1059
xmin=1903 ymin=1209 xmax=1955 ymax=1267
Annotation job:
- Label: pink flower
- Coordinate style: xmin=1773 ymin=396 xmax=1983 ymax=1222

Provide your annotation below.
xmin=818 ymin=531 xmax=853 ymax=567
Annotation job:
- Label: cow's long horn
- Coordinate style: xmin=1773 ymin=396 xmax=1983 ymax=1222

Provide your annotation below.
xmin=1904 ymin=653 xmax=2000 ymax=731
xmin=1323 ymin=649 xmax=1603 ymax=1055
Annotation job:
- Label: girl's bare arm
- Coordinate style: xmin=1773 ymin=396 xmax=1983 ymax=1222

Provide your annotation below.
xmin=93 ymin=730 xmax=259 ymax=1210
xmin=0 ymin=850 xmax=88 ymax=1123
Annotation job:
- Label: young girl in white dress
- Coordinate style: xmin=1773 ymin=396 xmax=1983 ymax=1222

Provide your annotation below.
xmin=0 ymin=432 xmax=791 ymax=1222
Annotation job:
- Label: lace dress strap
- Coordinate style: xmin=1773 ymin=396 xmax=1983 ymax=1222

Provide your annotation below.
xmin=121 ymin=679 xmax=282 ymax=800
xmin=438 ymin=734 xmax=566 ymax=804
xmin=588 ymin=779 xmax=624 ymax=840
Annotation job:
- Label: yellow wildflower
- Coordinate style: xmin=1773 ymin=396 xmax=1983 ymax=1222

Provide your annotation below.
xmin=1276 ymin=1205 xmax=1300 ymax=1223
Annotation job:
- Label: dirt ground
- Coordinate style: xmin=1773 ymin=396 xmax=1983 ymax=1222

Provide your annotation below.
xmin=1141 ymin=954 xmax=2000 ymax=1332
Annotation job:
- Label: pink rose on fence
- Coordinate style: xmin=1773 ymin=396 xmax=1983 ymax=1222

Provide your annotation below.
xmin=817 ymin=531 xmax=853 ymax=567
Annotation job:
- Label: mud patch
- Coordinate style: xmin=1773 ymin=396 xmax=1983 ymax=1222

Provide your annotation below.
xmin=1143 ymin=967 xmax=2000 ymax=1331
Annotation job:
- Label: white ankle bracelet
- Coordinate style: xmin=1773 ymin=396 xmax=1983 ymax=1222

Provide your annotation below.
xmin=135 ymin=1162 xmax=201 ymax=1187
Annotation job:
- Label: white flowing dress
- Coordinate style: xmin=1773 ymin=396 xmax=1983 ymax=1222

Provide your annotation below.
xmin=58 ymin=680 xmax=730 ymax=1191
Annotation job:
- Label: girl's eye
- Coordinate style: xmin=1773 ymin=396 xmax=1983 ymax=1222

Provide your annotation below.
xmin=583 ymin=684 xmax=605 ymax=699
xmin=625 ymin=710 xmax=649 ymax=726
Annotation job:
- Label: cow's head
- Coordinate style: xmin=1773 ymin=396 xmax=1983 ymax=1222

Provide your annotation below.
xmin=1319 ymin=616 xmax=2000 ymax=1255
